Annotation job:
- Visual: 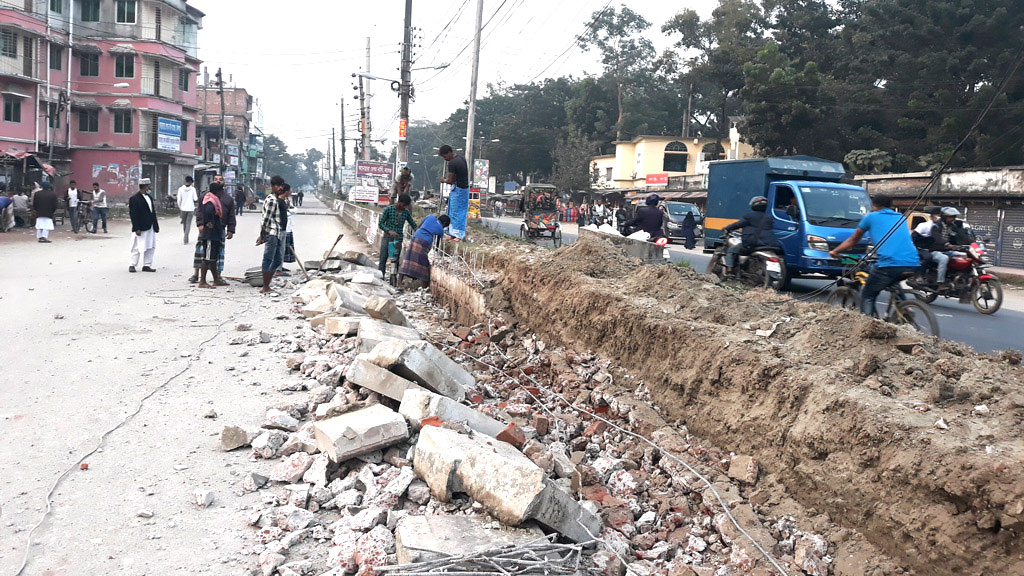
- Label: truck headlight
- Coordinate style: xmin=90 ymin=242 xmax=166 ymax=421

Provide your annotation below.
xmin=807 ymin=235 xmax=829 ymax=252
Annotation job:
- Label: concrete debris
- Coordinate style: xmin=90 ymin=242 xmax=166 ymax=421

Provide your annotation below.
xmin=727 ymin=454 xmax=759 ymax=485
xmin=191 ymin=488 xmax=214 ymax=508
xmin=935 ymin=418 xmax=950 ymax=430
xmin=277 ymin=505 xmax=316 ymax=531
xmin=264 ymin=408 xmax=301 ymax=432
xmin=395 ymin=515 xmax=546 ymax=564
xmin=242 ymin=472 xmax=269 ymax=493
xmin=399 ymin=388 xmax=504 ymax=437
xmin=367 ymin=339 xmax=470 ymax=401
xmin=325 ymin=316 xmax=362 ymax=337
xmin=354 ymin=525 xmax=396 ymax=576
xmin=363 ymin=296 xmax=411 ymax=327
xmin=496 ymin=422 xmax=527 ymax=449
xmin=301 ymin=294 xmax=334 ymax=318
xmin=342 ymin=251 xmax=373 ymax=267
xmin=302 ymin=454 xmax=332 ymax=486
xmin=330 ymin=283 xmax=371 ymax=314
xmin=259 ymin=552 xmax=286 ymax=576
xmin=355 ymin=319 xmax=422 ymax=354
xmin=346 ymin=355 xmax=424 ymax=402
xmin=794 ymin=533 xmax=830 ymax=576
xmin=313 ymin=404 xmax=409 ymax=463
xmin=270 ymin=453 xmax=316 ymax=484
xmin=252 ymin=430 xmax=289 ymax=459
xmin=220 ymin=425 xmax=259 ymax=451
xmin=279 ymin=428 xmax=319 ymax=457
xmin=351 ymin=272 xmax=381 ymax=285
xmin=136 ymin=508 xmax=154 ymax=518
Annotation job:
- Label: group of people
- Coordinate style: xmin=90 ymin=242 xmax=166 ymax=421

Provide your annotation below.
xmin=555 ymin=199 xmax=621 ymax=227
xmin=911 ymin=205 xmax=973 ymax=289
xmin=375 ymin=193 xmax=451 ymax=288
xmin=0 ymin=181 xmax=110 ymax=237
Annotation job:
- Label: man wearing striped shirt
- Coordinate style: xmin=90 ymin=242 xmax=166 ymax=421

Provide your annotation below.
xmin=257 ymin=175 xmax=289 ymax=293
xmin=377 ymin=194 xmax=417 ymax=276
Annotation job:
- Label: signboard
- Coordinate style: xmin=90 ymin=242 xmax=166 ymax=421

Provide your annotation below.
xmin=256 ymin=158 xmax=264 ymax=176
xmin=645 ymin=173 xmax=669 ymax=186
xmin=398 ymin=119 xmax=407 ymax=140
xmin=157 ymin=118 xmax=182 ymax=152
xmin=350 ymin=185 xmax=378 ymax=203
xmin=223 ymin=170 xmax=236 ymax=182
xmin=504 ymin=181 xmax=518 ymax=193
xmin=356 ymin=160 xmax=394 ymax=179
xmin=212 ymin=153 xmax=221 ymax=164
xmin=342 ymin=167 xmax=358 ymax=185
xmin=229 ymin=155 xmax=239 ymax=167
xmin=472 ymin=159 xmax=489 ymax=188
xmin=250 ymin=135 xmax=264 ymax=154
xmin=227 ymin=144 xmax=240 ymax=157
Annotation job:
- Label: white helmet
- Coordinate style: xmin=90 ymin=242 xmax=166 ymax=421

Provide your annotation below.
xmin=941 ymin=207 xmax=961 ymax=217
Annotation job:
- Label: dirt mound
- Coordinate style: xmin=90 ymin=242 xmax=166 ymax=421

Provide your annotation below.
xmin=480 ymin=233 xmax=1024 ymax=576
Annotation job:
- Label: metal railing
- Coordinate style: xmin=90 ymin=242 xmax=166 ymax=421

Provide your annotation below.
xmin=140 ymin=75 xmax=180 ymax=101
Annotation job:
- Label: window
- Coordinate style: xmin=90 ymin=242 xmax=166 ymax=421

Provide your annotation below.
xmin=3 ymin=96 xmax=22 ymax=123
xmin=49 ymin=44 xmax=63 ymax=70
xmin=47 ymin=104 xmax=60 ymax=128
xmin=663 ymin=141 xmax=688 ymax=173
xmin=80 ymin=53 xmax=99 ymax=76
xmin=49 ymin=0 xmax=62 ymax=14
xmin=180 ymin=119 xmax=188 ymax=141
xmin=79 ymin=109 xmax=99 ymax=132
xmin=1 ymin=29 xmax=17 ymax=58
xmin=115 ymin=54 xmax=134 ymax=78
xmin=81 ymin=0 xmax=100 ymax=22
xmin=605 ymin=167 xmax=612 ymax=181
xmin=114 ymin=110 xmax=132 ymax=134
xmin=178 ymin=69 xmax=190 ymax=92
xmin=115 ymin=0 xmax=136 ymax=24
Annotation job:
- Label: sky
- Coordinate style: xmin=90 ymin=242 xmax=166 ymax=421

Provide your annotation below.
xmin=192 ymin=0 xmax=707 ymax=160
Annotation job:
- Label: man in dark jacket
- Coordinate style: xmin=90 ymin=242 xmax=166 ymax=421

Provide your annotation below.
xmin=190 ymin=183 xmax=235 ymax=285
xmin=32 ymin=182 xmax=59 ymax=243
xmin=128 ymin=178 xmax=160 ymax=272
xmin=722 ymin=196 xmax=778 ymax=274
xmin=625 ymin=194 xmax=665 ymax=238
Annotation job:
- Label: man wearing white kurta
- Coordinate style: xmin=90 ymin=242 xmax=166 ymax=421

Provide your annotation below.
xmin=128 ymin=179 xmax=160 ymax=272
xmin=176 ymin=176 xmax=198 ymax=244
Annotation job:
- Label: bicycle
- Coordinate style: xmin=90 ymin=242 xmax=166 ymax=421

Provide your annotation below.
xmin=78 ymin=200 xmax=96 ymax=233
xmin=827 ymin=255 xmax=940 ymax=337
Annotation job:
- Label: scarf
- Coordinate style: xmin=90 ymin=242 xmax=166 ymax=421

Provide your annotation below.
xmin=203 ymin=192 xmax=223 ymax=219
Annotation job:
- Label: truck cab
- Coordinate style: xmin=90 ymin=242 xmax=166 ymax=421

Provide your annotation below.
xmin=705 ymin=157 xmax=871 ymax=280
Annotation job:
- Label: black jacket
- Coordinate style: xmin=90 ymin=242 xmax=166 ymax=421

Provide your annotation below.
xmin=912 ymin=221 xmax=941 ymax=250
xmin=32 ymin=189 xmax=59 ymax=219
xmin=129 ymin=192 xmax=160 ymax=233
xmin=724 ymin=210 xmax=777 ymax=247
xmin=626 ymin=206 xmax=664 ymax=236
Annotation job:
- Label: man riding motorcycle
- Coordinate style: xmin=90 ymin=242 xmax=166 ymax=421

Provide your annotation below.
xmin=912 ymin=206 xmax=950 ymax=288
xmin=625 ymin=194 xmax=665 ymax=239
xmin=722 ymin=196 xmax=779 ymax=276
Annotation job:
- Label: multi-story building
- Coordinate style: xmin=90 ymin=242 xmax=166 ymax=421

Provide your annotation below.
xmin=0 ymin=0 xmax=203 ymax=202
xmin=196 ymin=81 xmax=264 ymax=192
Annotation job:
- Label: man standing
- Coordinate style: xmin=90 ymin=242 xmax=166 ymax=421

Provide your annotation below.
xmin=391 ymin=166 xmax=414 ymax=203
xmin=197 ymin=182 xmax=226 ymax=288
xmin=128 ymin=178 xmax=160 ymax=273
xmin=377 ymin=193 xmax=417 ymax=276
xmin=257 ymin=175 xmax=289 ymax=293
xmin=438 ymin=145 xmax=469 ymax=240
xmin=67 ymin=180 xmax=81 ymax=233
xmin=91 ymin=182 xmax=108 ymax=233
xmin=234 ymin=185 xmax=247 ymax=216
xmin=32 ymin=182 xmax=58 ymax=243
xmin=190 ymin=182 xmax=234 ymax=285
xmin=176 ymin=176 xmax=198 ymax=244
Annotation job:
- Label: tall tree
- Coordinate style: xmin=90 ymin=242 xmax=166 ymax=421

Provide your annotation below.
xmin=300 ymin=148 xmax=325 ymax=186
xmin=263 ymin=134 xmax=304 ymax=186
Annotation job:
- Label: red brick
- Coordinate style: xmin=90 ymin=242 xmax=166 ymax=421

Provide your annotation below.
xmin=420 ymin=417 xmax=444 ymax=428
xmin=584 ymin=420 xmax=608 ymax=436
xmin=522 ymin=365 xmax=536 ymax=375
xmin=495 ymin=423 xmax=526 ymax=449
xmin=468 ymin=393 xmax=483 ymax=404
xmin=532 ymin=414 xmax=550 ymax=436
xmin=452 ymin=326 xmax=472 ymax=341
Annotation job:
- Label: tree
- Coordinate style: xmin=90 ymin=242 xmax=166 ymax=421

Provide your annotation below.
xmin=263 ymin=134 xmax=304 ymax=186
xmin=579 ymin=5 xmax=655 ymax=140
xmin=552 ymin=130 xmax=600 ymax=192
xmin=300 ymin=149 xmax=324 ymax=186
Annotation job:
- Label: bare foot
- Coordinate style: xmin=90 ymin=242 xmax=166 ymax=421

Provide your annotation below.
xmin=260 ymin=287 xmax=272 ymax=293
xmin=199 ymin=282 xmax=215 ymax=289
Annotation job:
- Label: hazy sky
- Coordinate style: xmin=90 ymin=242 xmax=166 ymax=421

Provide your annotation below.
xmin=193 ymin=1 xmax=707 ymax=158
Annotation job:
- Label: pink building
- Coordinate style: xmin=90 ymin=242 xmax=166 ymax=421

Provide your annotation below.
xmin=0 ymin=0 xmax=203 ymax=203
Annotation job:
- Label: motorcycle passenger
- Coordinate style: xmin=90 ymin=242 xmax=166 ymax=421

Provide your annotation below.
xmin=912 ymin=206 xmax=950 ymax=288
xmin=615 ymin=203 xmax=629 ymax=232
xmin=939 ymin=206 xmax=974 ymax=248
xmin=626 ymin=194 xmax=665 ymax=238
xmin=829 ymin=194 xmax=919 ymax=317
xmin=722 ymin=196 xmax=778 ymax=275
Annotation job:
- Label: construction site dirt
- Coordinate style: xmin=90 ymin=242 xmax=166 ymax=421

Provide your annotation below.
xmin=431 ymin=229 xmax=1024 ymax=576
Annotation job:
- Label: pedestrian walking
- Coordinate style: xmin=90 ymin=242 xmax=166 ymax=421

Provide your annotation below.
xmin=257 ymin=176 xmax=289 ymax=293
xmin=66 ymin=180 xmax=81 ymax=233
xmin=296 ymin=188 xmax=304 ymax=207
xmin=32 ymin=182 xmax=58 ymax=243
xmin=398 ymin=214 xmax=450 ymax=287
xmin=128 ymin=178 xmax=159 ymax=273
xmin=197 ymin=182 xmax=227 ymax=288
xmin=190 ymin=182 xmax=235 ymax=284
xmin=91 ymin=182 xmax=108 ymax=233
xmin=234 ymin=185 xmax=246 ymax=216
xmin=438 ymin=145 xmax=469 ymax=240
xmin=176 ymin=176 xmax=198 ymax=244
xmin=682 ymin=211 xmax=697 ymax=249
xmin=377 ymin=193 xmax=417 ymax=276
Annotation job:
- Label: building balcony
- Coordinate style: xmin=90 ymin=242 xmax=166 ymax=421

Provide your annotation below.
xmin=0 ymin=53 xmax=42 ymax=82
xmin=140 ymin=75 xmax=181 ymax=102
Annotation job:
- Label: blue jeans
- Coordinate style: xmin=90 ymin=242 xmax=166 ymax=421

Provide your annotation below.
xmin=92 ymin=207 xmax=108 ymax=231
xmin=724 ymin=243 xmax=744 ymax=268
xmin=262 ymin=235 xmax=283 ymax=272
xmin=861 ymin=265 xmax=918 ymax=317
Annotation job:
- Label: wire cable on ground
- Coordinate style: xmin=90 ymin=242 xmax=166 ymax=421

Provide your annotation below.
xmin=13 ymin=299 xmax=255 ymax=576
xmin=428 ymin=338 xmax=793 ymax=576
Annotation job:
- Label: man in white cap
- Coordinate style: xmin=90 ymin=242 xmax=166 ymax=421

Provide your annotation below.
xmin=128 ymin=178 xmax=160 ymax=272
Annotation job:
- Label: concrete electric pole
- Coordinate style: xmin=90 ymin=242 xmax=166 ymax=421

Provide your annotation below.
xmin=216 ymin=67 xmax=226 ymax=174
xmin=464 ymin=0 xmax=484 ymax=180
xmin=332 ymin=127 xmax=337 ymax=184
xmin=340 ymin=97 xmax=346 ymax=168
xmin=363 ymin=37 xmax=372 ymax=161
xmin=397 ymin=0 xmax=413 ymax=169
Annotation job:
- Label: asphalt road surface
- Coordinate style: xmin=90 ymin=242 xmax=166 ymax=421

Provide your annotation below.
xmin=481 ymin=216 xmax=1024 ymax=354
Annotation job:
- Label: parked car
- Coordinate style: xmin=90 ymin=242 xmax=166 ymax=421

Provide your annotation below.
xmin=663 ymin=201 xmax=704 ymax=242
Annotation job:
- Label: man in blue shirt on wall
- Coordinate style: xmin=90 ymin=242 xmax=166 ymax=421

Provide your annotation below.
xmin=829 ymin=194 xmax=920 ymax=317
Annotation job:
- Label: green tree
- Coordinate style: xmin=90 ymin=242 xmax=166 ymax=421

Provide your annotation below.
xmin=551 ymin=130 xmax=600 ymax=192
xmin=300 ymin=148 xmax=324 ymax=186
xmin=263 ymin=134 xmax=304 ymax=186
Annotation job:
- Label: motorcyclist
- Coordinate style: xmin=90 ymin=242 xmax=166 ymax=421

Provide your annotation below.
xmin=722 ymin=196 xmax=778 ymax=275
xmin=592 ymin=199 xmax=609 ymax=225
xmin=615 ymin=203 xmax=629 ymax=232
xmin=625 ymin=194 xmax=665 ymax=238
xmin=912 ymin=206 xmax=950 ymax=288
xmin=939 ymin=207 xmax=974 ymax=247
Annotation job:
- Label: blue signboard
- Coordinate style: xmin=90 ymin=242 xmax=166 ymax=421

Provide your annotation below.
xmin=157 ymin=118 xmax=182 ymax=152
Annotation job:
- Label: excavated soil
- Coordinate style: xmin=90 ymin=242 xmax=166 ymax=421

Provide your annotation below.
xmin=466 ymin=233 xmax=1024 ymax=576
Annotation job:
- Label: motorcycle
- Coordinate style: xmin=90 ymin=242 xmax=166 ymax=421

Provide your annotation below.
xmin=706 ymin=230 xmax=787 ymax=290
xmin=908 ymin=242 xmax=1003 ymax=314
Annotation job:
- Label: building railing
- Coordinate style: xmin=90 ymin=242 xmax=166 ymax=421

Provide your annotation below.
xmin=0 ymin=52 xmax=41 ymax=80
xmin=140 ymin=75 xmax=181 ymax=101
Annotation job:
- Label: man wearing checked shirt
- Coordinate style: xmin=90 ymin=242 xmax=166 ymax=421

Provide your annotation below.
xmin=377 ymin=193 xmax=417 ymax=276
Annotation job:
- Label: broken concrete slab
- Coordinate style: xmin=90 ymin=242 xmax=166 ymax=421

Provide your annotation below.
xmin=263 ymin=409 xmax=301 ymax=432
xmin=367 ymin=340 xmax=470 ymax=401
xmin=727 ymin=455 xmax=759 ymax=484
xmin=345 ymin=355 xmax=425 ymax=402
xmin=329 ymin=283 xmax=371 ymax=314
xmin=399 ymin=388 xmax=504 ymax=437
xmin=221 ymin=425 xmax=259 ymax=451
xmin=302 ymin=294 xmax=334 ymax=318
xmin=411 ymin=425 xmax=474 ymax=501
xmin=528 ymin=480 xmax=603 ymax=544
xmin=395 ymin=515 xmax=546 ymax=564
xmin=356 ymin=319 xmax=422 ymax=354
xmin=310 ymin=311 xmax=351 ymax=329
xmin=326 ymin=316 xmax=363 ymax=337
xmin=270 ymin=453 xmax=316 ymax=484
xmin=456 ymin=433 xmax=549 ymax=527
xmin=313 ymin=404 xmax=409 ymax=463
xmin=351 ymin=272 xmax=381 ymax=285
xmin=342 ymin=250 xmax=373 ymax=268
xmin=363 ymin=296 xmax=410 ymax=327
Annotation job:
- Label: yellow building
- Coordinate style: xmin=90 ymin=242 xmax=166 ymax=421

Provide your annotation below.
xmin=591 ymin=125 xmax=756 ymax=189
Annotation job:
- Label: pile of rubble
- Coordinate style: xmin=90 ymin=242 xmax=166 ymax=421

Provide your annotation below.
xmin=214 ymin=250 xmax=851 ymax=576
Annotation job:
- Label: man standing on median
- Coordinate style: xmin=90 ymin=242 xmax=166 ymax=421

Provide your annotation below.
xmin=377 ymin=193 xmax=417 ymax=277
xmin=176 ymin=176 xmax=198 ymax=244
xmin=128 ymin=178 xmax=159 ymax=273
xmin=438 ymin=145 xmax=469 ymax=241
xmin=257 ymin=175 xmax=289 ymax=293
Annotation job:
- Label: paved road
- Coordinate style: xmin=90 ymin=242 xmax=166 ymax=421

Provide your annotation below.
xmin=481 ymin=217 xmax=1024 ymax=353
xmin=0 ymin=197 xmax=367 ymax=575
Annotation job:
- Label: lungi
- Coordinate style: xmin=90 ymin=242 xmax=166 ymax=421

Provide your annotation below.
xmin=193 ymin=231 xmax=226 ymax=272
xmin=283 ymin=232 xmax=296 ymax=263
xmin=35 ymin=216 xmax=54 ymax=239
xmin=447 ymin=186 xmax=469 ymax=240
xmin=398 ymin=237 xmax=433 ymax=281
xmin=129 ymin=228 xmax=157 ymax=267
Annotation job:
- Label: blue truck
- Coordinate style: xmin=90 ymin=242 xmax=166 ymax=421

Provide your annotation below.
xmin=703 ymin=156 xmax=872 ymax=284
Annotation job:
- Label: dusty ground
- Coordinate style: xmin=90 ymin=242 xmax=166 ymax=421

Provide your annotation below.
xmin=0 ymin=198 xmax=369 ymax=576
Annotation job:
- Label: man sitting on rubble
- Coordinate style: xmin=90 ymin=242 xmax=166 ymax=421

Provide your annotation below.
xmin=398 ymin=214 xmax=451 ymax=289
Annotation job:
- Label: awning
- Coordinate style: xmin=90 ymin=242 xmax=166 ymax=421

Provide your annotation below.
xmin=71 ymin=97 xmax=101 ymax=109
xmin=108 ymin=44 xmax=138 ymax=55
xmin=107 ymin=98 xmax=133 ymax=109
xmin=1 ymin=150 xmax=57 ymax=176
xmin=0 ymin=89 xmax=32 ymax=99
xmin=72 ymin=42 xmax=102 ymax=55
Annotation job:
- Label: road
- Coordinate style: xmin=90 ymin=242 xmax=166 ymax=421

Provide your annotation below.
xmin=0 ymin=197 xmax=368 ymax=576
xmin=481 ymin=216 xmax=1024 ymax=353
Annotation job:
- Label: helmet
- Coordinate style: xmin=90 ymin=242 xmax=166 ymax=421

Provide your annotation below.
xmin=927 ymin=206 xmax=942 ymax=216
xmin=749 ymin=196 xmax=768 ymax=211
xmin=941 ymin=207 xmax=961 ymax=217
xmin=645 ymin=194 xmax=660 ymax=206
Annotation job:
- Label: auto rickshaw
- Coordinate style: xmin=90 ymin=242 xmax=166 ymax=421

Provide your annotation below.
xmin=519 ymin=184 xmax=562 ymax=248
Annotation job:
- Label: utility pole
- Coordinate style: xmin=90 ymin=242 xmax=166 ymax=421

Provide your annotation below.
xmin=397 ymin=0 xmax=413 ymax=169
xmin=683 ymin=82 xmax=693 ymax=138
xmin=332 ymin=127 xmax=337 ymax=184
xmin=464 ymin=0 xmax=484 ymax=180
xmin=340 ymin=97 xmax=346 ymax=168
xmin=357 ymin=76 xmax=369 ymax=161
xmin=363 ymin=37 xmax=372 ymax=161
xmin=216 ymin=67 xmax=226 ymax=174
